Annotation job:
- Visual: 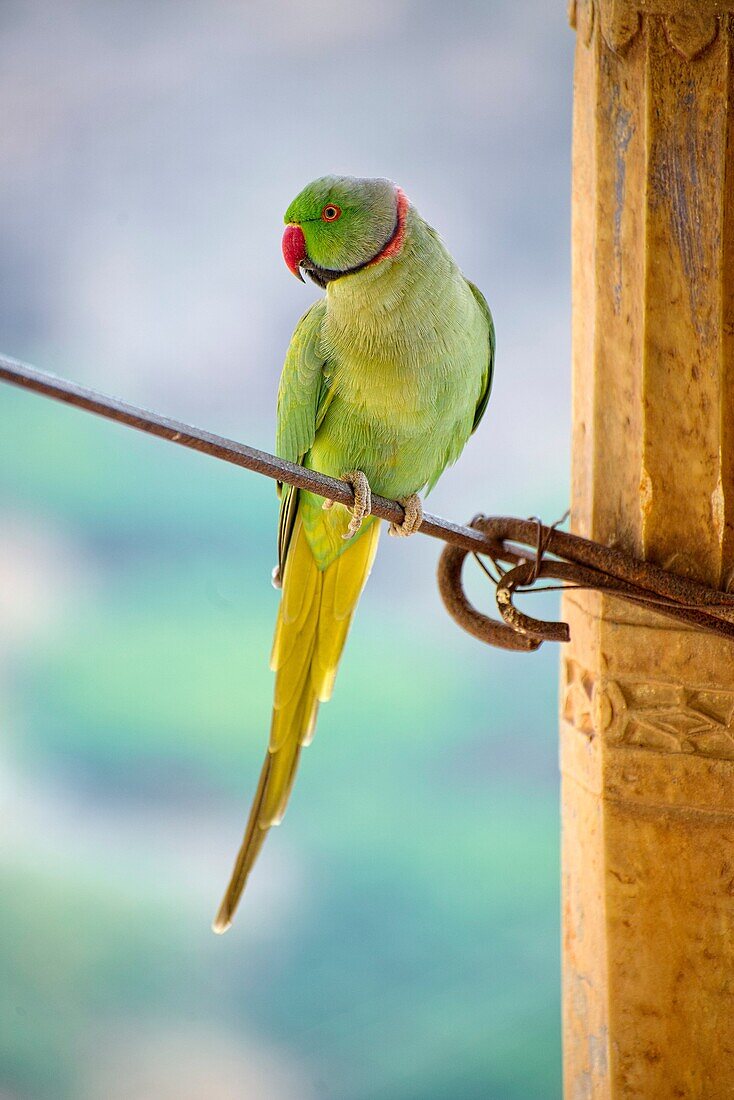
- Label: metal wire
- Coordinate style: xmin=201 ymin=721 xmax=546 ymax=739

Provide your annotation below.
xmin=4 ymin=351 xmax=734 ymax=652
xmin=437 ymin=516 xmax=734 ymax=651
xmin=0 ymin=352 xmax=490 ymax=556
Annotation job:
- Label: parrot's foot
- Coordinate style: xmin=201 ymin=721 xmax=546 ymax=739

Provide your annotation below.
xmin=271 ymin=565 xmax=282 ymax=589
xmin=341 ymin=470 xmax=372 ymax=539
xmin=389 ymin=493 xmax=423 ymax=537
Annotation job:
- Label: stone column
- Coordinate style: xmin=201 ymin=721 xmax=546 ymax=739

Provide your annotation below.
xmin=563 ymin=2 xmax=734 ymax=1096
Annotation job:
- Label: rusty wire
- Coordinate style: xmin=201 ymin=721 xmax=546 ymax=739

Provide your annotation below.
xmin=3 ymin=351 xmax=734 ymax=651
xmin=437 ymin=516 xmax=734 ymax=651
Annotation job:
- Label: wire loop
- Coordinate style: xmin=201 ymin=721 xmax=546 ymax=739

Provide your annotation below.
xmin=437 ymin=514 xmax=734 ymax=650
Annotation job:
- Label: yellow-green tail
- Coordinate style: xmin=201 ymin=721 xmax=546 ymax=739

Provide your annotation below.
xmin=213 ymin=512 xmax=380 ymax=933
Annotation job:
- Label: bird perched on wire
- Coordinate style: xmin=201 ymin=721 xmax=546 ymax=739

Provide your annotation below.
xmin=213 ymin=175 xmax=494 ymax=932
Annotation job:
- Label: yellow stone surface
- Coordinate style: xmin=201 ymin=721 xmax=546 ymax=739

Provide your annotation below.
xmin=564 ymin=3 xmax=734 ymax=1096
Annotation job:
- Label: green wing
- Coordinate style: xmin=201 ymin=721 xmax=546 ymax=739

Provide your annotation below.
xmin=467 ymin=280 xmax=495 ymax=434
xmin=275 ymin=299 xmax=331 ymax=574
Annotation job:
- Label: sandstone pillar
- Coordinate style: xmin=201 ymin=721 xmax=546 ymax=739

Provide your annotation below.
xmin=563 ymin=2 xmax=734 ymax=1095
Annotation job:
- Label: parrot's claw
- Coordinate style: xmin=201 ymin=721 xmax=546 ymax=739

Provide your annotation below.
xmin=389 ymin=493 xmax=423 ymax=537
xmin=341 ymin=470 xmax=372 ymax=539
xmin=271 ymin=565 xmax=282 ymax=589
xmin=322 ymin=497 xmax=335 ymax=511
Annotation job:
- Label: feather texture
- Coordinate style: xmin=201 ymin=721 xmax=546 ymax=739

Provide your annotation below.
xmin=213 ymin=513 xmax=379 ymax=932
xmin=214 ymin=176 xmax=493 ymax=932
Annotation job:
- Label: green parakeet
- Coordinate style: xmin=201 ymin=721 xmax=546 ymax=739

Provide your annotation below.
xmin=213 ymin=176 xmax=494 ymax=932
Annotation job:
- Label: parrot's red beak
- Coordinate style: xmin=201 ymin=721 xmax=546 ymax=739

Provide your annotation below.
xmin=282 ymin=224 xmax=307 ymax=282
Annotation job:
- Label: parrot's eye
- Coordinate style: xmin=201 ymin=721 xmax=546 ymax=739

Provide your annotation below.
xmin=321 ymin=204 xmax=342 ymax=222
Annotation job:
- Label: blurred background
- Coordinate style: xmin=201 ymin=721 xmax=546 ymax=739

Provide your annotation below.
xmin=0 ymin=2 xmax=572 ymax=1097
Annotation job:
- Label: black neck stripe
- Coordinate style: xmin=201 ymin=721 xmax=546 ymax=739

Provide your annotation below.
xmin=300 ymin=204 xmax=402 ymax=288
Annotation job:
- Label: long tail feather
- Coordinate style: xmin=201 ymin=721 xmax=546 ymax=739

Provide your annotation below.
xmin=213 ymin=512 xmax=379 ymax=933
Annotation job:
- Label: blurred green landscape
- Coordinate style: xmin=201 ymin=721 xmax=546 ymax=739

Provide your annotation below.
xmin=0 ymin=1 xmax=571 ymax=1095
xmin=1 ymin=387 xmax=561 ymax=1099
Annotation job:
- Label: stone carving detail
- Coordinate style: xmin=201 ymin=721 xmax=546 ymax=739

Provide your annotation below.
xmin=562 ymin=657 xmax=734 ymax=759
xmin=563 ymin=657 xmax=598 ymax=737
xmin=600 ymin=0 xmax=640 ymax=53
xmin=569 ymin=1 xmax=722 ymax=61
xmin=663 ymin=10 xmax=720 ymax=59
xmin=569 ymin=0 xmax=596 ymax=46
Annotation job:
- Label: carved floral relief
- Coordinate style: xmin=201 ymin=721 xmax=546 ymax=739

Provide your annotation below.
xmin=562 ymin=657 xmax=734 ymax=759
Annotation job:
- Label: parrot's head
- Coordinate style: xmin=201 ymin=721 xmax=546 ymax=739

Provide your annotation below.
xmin=282 ymin=175 xmax=408 ymax=288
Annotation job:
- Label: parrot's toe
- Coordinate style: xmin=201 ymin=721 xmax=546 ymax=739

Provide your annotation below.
xmin=389 ymin=493 xmax=423 ymax=537
xmin=341 ymin=470 xmax=372 ymax=539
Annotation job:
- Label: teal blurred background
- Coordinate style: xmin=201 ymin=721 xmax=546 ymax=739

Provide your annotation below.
xmin=0 ymin=3 xmax=572 ymax=1097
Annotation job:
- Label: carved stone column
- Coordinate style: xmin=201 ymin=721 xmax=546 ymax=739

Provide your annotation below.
xmin=563 ymin=2 xmax=734 ymax=1096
